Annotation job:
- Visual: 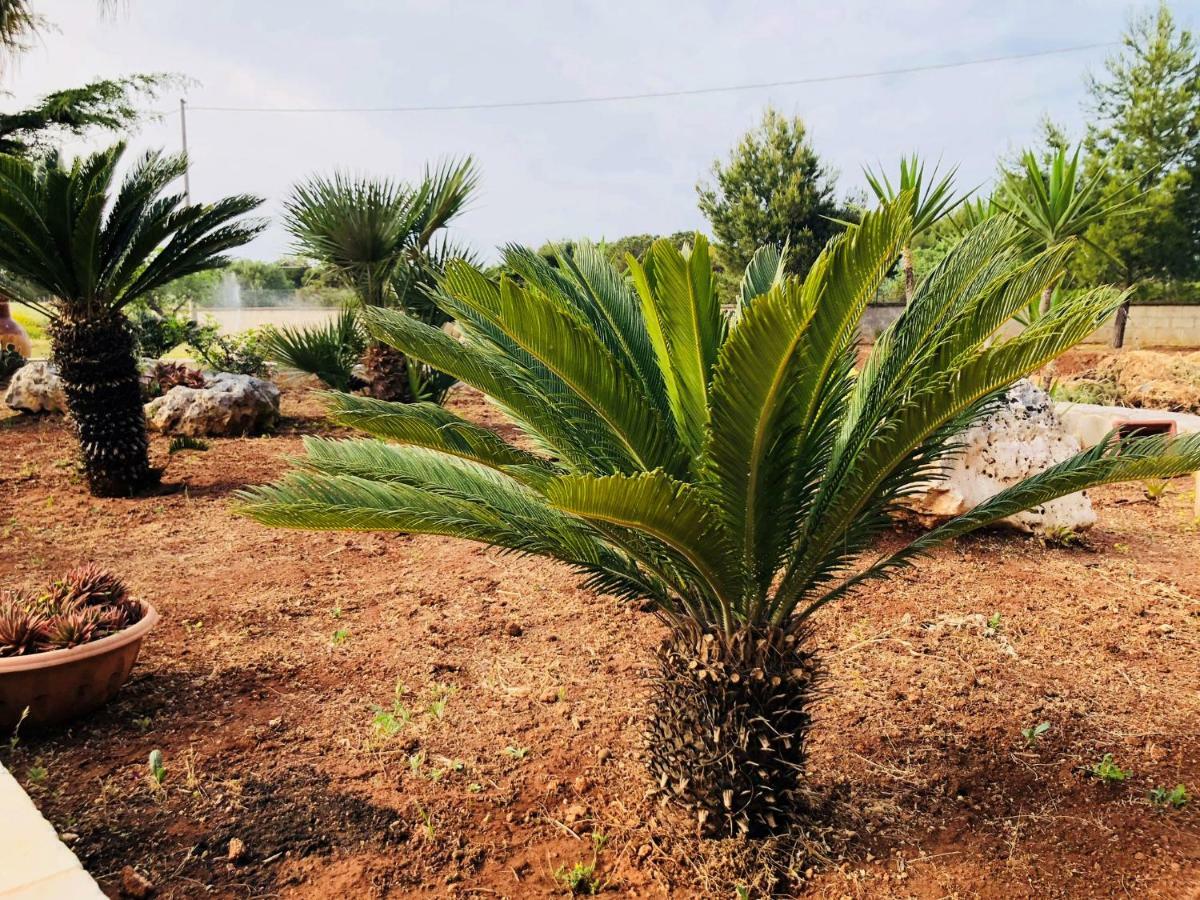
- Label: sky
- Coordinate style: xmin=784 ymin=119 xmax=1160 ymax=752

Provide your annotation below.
xmin=4 ymin=0 xmax=1183 ymax=262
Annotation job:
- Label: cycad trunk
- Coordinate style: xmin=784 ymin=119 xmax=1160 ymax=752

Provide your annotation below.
xmin=645 ymin=622 xmax=821 ymax=837
xmin=901 ymin=246 xmax=916 ymax=304
xmin=51 ymin=313 xmax=158 ymax=498
xmin=361 ymin=342 xmax=418 ymax=402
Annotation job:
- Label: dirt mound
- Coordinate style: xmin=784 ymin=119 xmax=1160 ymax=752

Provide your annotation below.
xmin=1056 ymin=350 xmax=1200 ymax=412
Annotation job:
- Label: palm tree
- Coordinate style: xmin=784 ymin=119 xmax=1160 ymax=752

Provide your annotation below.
xmin=283 ymin=159 xmax=478 ymax=402
xmin=238 ymin=198 xmax=1200 ymax=837
xmin=997 ymin=145 xmax=1133 ymax=316
xmin=0 ymin=143 xmax=263 ymax=496
xmin=862 ymin=154 xmax=964 ymax=302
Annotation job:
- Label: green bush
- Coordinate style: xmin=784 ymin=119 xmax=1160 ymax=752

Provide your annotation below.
xmin=192 ymin=328 xmax=270 ymax=377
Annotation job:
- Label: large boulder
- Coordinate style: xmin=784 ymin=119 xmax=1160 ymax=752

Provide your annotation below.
xmin=899 ymin=379 xmax=1095 ymax=534
xmin=145 ymin=372 xmax=280 ymax=436
xmin=3 ymin=361 xmax=67 ymax=414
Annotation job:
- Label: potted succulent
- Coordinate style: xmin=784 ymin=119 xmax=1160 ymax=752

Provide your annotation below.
xmin=0 ymin=566 xmax=158 ymax=729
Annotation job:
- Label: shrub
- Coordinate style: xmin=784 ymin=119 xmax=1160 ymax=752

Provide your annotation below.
xmin=141 ymin=361 xmax=205 ymax=400
xmin=192 ymin=328 xmax=270 ymax=377
xmin=260 ymin=307 xmax=366 ymax=391
xmin=126 ymin=305 xmax=216 ymax=359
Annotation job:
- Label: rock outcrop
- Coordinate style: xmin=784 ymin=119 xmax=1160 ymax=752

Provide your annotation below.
xmin=899 ymin=379 xmax=1095 ymax=534
xmin=3 ymin=361 xmax=67 ymax=414
xmin=145 ymin=372 xmax=280 ymax=436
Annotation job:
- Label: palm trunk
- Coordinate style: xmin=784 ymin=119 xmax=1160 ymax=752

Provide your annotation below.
xmin=645 ymin=622 xmax=820 ymax=837
xmin=51 ymin=313 xmax=158 ymax=498
xmin=361 ymin=341 xmax=418 ymax=402
xmin=1112 ymin=299 xmax=1131 ymax=349
xmin=901 ymin=246 xmax=916 ymax=304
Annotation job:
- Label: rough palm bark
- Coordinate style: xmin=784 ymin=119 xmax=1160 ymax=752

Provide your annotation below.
xmin=51 ymin=313 xmax=157 ymax=497
xmin=645 ymin=623 xmax=821 ymax=836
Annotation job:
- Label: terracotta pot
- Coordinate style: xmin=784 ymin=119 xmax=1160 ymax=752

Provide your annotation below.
xmin=0 ymin=300 xmax=33 ymax=358
xmin=0 ymin=601 xmax=159 ymax=730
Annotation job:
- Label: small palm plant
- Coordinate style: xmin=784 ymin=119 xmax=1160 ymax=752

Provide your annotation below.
xmin=0 ymin=143 xmax=263 ymax=496
xmin=997 ymin=145 xmax=1134 ymax=317
xmin=283 ymin=159 xmax=478 ymax=403
xmin=239 ymin=198 xmax=1200 ymax=837
xmin=862 ymin=154 xmax=964 ymax=303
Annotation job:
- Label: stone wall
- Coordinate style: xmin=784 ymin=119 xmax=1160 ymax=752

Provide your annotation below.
xmin=860 ymin=304 xmax=1200 ymax=348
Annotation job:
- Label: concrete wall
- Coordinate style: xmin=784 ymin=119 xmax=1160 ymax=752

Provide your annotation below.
xmin=861 ymin=304 xmax=1200 ymax=348
xmin=202 ymin=307 xmax=340 ymax=335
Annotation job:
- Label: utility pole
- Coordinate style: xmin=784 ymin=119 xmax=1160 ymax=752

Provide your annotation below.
xmin=179 ymin=98 xmax=191 ymax=204
xmin=180 ymin=98 xmax=195 ymax=322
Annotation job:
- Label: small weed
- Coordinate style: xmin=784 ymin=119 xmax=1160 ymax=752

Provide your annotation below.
xmin=183 ymin=619 xmax=203 ymax=633
xmin=8 ymin=706 xmax=29 ymax=751
xmin=590 ymin=830 xmax=608 ymax=853
xmin=148 ymin=749 xmax=166 ymax=786
xmin=330 ymin=628 xmax=350 ymax=647
xmin=1041 ymin=525 xmax=1083 ymax=548
xmin=134 ymin=716 xmax=153 ymax=732
xmin=986 ymin=611 xmax=1003 ymax=631
xmin=1142 ymin=478 xmax=1170 ymax=502
xmin=1085 ymin=753 xmax=1129 ymax=783
xmin=505 ymin=745 xmax=529 ymax=761
xmin=415 ymin=805 xmax=435 ymax=841
xmin=1149 ymin=784 xmax=1189 ymax=809
xmin=330 ymin=604 xmax=342 ymax=619
xmin=554 ymin=859 xmax=601 ymax=895
xmin=371 ymin=704 xmax=412 ymax=738
xmin=735 ymin=887 xmax=751 ymax=900
xmin=26 ymin=762 xmax=47 ymax=784
xmin=468 ymin=782 xmax=483 ymax=793
xmin=427 ymin=696 xmax=450 ymax=719
xmin=168 ymin=435 xmax=209 ymax=454
xmin=1021 ymin=721 xmax=1050 ymax=747
xmin=408 ymin=751 xmax=425 ymax=775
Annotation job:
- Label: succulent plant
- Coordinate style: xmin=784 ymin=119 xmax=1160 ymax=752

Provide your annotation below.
xmin=0 ymin=567 xmax=142 ymax=656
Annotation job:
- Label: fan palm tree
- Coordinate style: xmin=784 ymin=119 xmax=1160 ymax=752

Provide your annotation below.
xmin=0 ymin=143 xmax=263 ymax=496
xmin=283 ymin=159 xmax=478 ymax=402
xmin=862 ymin=154 xmax=964 ymax=303
xmin=997 ymin=145 xmax=1136 ymax=316
xmin=238 ymin=197 xmax=1200 ymax=837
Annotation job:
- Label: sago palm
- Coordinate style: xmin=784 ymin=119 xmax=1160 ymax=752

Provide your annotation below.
xmin=283 ymin=159 xmax=478 ymax=402
xmin=238 ymin=197 xmax=1200 ymax=837
xmin=862 ymin=154 xmax=964 ymax=302
xmin=0 ymin=143 xmax=263 ymax=496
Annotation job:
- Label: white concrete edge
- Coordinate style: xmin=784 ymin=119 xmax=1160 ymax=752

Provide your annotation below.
xmin=0 ymin=763 xmax=104 ymax=898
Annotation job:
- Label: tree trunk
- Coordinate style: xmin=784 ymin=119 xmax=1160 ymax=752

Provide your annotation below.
xmin=361 ymin=342 xmax=418 ymax=402
xmin=645 ymin=622 xmax=821 ymax=837
xmin=901 ymin=246 xmax=916 ymax=304
xmin=1112 ymin=299 xmax=1131 ymax=349
xmin=51 ymin=313 xmax=158 ymax=498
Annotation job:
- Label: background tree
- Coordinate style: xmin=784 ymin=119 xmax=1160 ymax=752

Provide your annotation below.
xmin=0 ymin=143 xmax=263 ymax=496
xmin=862 ymin=154 xmax=964 ymax=303
xmin=239 ymin=199 xmax=1200 ymax=837
xmin=697 ymin=107 xmax=846 ymax=281
xmin=0 ymin=74 xmax=177 ymax=156
xmin=1077 ymin=2 xmax=1200 ymax=346
xmin=283 ymin=159 xmax=478 ymax=402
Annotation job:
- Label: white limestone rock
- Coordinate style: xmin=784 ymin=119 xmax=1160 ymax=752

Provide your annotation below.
xmin=900 ymin=379 xmax=1095 ymax=534
xmin=3 ymin=361 xmax=67 ymax=414
xmin=145 ymin=372 xmax=280 ymax=436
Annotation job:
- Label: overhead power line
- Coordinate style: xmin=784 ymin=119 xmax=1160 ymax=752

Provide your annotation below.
xmin=173 ymin=41 xmax=1114 ymax=115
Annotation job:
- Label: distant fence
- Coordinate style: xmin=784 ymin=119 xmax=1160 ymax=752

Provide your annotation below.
xmin=202 ymin=307 xmax=341 ymax=334
xmin=206 ymin=304 xmax=1200 ymax=349
xmin=861 ymin=303 xmax=1200 ymax=348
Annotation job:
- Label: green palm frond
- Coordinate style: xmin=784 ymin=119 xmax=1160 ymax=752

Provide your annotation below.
xmin=0 ymin=143 xmax=265 ymax=320
xmin=260 ymin=307 xmax=366 ymax=391
xmin=242 ymin=192 xmax=1200 ymax=640
xmin=863 ymin=153 xmax=966 ymax=238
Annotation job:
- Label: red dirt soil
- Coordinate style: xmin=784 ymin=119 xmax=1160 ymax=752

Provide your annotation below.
xmin=1 ymin=380 xmax=1199 ymax=898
